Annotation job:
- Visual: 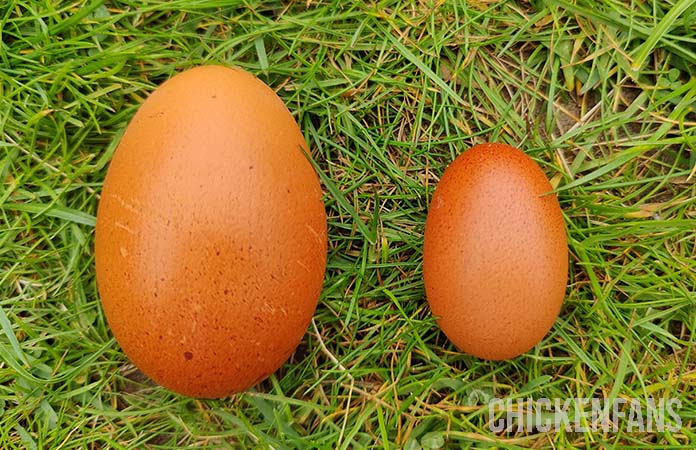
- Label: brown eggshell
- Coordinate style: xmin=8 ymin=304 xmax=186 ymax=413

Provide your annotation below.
xmin=95 ymin=65 xmax=327 ymax=398
xmin=423 ymin=143 xmax=567 ymax=360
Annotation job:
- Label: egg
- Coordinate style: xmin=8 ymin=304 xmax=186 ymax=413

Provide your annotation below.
xmin=423 ymin=143 xmax=567 ymax=360
xmin=95 ymin=65 xmax=327 ymax=398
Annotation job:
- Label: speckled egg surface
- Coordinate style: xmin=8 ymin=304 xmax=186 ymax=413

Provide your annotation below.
xmin=95 ymin=65 xmax=327 ymax=398
xmin=423 ymin=143 xmax=567 ymax=360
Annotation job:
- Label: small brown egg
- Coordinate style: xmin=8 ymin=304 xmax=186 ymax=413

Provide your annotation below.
xmin=423 ymin=143 xmax=568 ymax=360
xmin=95 ymin=65 xmax=327 ymax=398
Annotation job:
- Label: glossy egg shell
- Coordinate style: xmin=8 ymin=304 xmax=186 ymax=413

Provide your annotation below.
xmin=423 ymin=143 xmax=567 ymax=360
xmin=95 ymin=65 xmax=327 ymax=398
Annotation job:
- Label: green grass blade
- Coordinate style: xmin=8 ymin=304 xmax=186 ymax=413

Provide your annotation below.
xmin=631 ymin=0 xmax=696 ymax=72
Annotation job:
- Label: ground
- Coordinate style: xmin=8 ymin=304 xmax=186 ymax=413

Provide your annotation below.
xmin=1 ymin=1 xmax=695 ymax=449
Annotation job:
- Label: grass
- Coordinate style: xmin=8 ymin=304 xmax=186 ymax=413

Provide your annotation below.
xmin=1 ymin=0 xmax=695 ymax=448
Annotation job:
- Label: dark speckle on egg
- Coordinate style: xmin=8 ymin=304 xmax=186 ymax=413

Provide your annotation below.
xmin=423 ymin=142 xmax=568 ymax=360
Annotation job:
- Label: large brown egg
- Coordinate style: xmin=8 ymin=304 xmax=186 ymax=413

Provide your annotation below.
xmin=95 ymin=65 xmax=327 ymax=398
xmin=423 ymin=143 xmax=567 ymax=360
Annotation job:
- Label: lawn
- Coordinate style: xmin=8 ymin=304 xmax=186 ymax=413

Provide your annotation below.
xmin=1 ymin=0 xmax=695 ymax=448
